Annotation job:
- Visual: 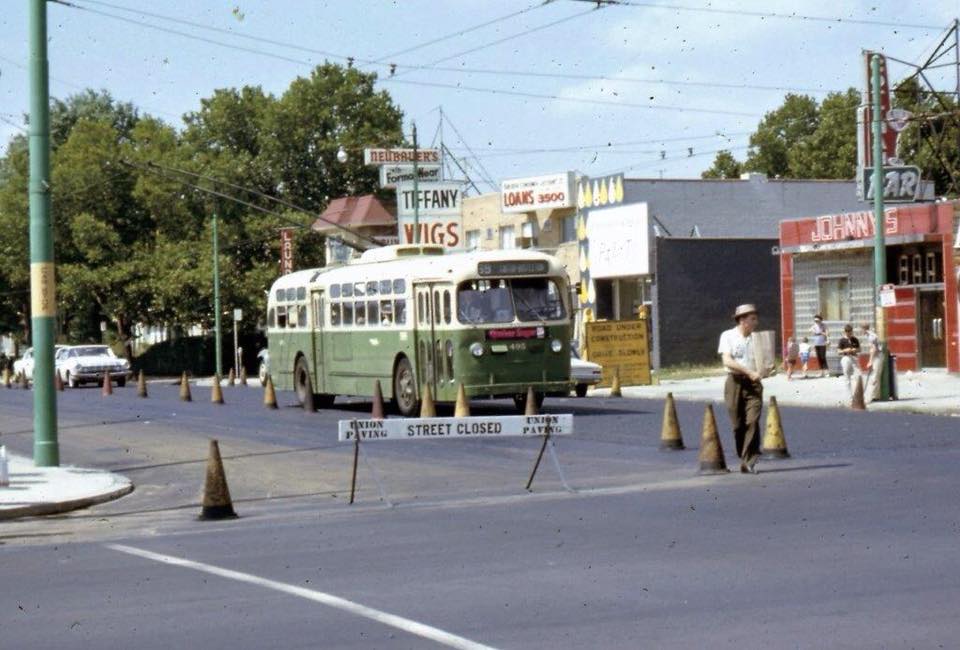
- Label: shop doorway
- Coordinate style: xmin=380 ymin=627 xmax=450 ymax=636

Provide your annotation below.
xmin=917 ymin=288 xmax=945 ymax=368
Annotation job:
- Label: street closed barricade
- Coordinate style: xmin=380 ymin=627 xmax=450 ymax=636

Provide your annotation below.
xmin=338 ymin=414 xmax=573 ymax=441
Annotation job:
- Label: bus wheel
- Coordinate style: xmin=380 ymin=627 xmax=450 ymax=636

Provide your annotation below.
xmin=294 ymin=357 xmax=313 ymax=407
xmin=392 ymin=357 xmax=419 ymax=417
xmin=513 ymin=391 xmax=545 ymax=413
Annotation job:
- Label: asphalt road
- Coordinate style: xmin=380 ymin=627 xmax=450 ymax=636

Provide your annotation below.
xmin=1 ymin=381 xmax=959 ymax=648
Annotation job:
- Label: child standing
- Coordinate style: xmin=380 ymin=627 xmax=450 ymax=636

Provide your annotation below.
xmin=798 ymin=336 xmax=811 ymax=378
xmin=784 ymin=337 xmax=800 ymax=380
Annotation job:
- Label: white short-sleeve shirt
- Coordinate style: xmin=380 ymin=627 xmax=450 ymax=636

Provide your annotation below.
xmin=718 ymin=327 xmax=754 ymax=374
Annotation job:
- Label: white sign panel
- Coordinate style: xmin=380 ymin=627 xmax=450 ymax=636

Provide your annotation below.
xmin=396 ymin=181 xmax=462 ymax=217
xmin=364 ymin=148 xmax=441 ymax=166
xmin=588 ymin=203 xmax=650 ymax=279
xmin=398 ymin=214 xmax=463 ymax=249
xmin=879 ymin=284 xmax=897 ymax=307
xmin=501 ymin=172 xmax=575 ymax=213
xmin=380 ymin=165 xmax=442 ymax=189
xmin=338 ymin=414 xmax=574 ymax=442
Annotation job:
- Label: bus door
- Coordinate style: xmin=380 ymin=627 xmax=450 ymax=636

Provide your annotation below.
xmin=310 ymin=290 xmax=325 ymax=392
xmin=413 ymin=283 xmax=437 ymax=396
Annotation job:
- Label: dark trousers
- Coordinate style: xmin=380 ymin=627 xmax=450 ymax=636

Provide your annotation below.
xmin=815 ymin=345 xmax=828 ymax=371
xmin=724 ymin=374 xmax=763 ymax=462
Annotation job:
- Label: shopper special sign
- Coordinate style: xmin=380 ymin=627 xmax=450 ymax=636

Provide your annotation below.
xmin=501 ymin=172 xmax=575 ymax=213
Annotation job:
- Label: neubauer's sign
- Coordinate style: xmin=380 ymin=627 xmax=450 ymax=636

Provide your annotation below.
xmin=338 ymin=414 xmax=573 ymax=441
xmin=364 ymin=148 xmax=441 ymax=165
xmin=501 ymin=172 xmax=575 ymax=213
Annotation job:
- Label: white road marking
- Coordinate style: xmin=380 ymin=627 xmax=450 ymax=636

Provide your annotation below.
xmin=107 ymin=543 xmax=497 ymax=650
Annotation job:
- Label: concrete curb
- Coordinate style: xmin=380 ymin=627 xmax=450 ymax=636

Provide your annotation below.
xmin=0 ymin=481 xmax=134 ymax=520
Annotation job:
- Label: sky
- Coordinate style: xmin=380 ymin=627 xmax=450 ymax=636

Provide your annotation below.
xmin=0 ymin=0 xmax=957 ymax=193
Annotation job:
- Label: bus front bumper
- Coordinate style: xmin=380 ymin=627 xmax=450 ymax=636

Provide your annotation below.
xmin=462 ymin=380 xmax=573 ymax=399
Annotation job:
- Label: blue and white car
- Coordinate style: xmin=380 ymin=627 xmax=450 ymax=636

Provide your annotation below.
xmin=55 ymin=345 xmax=130 ymax=388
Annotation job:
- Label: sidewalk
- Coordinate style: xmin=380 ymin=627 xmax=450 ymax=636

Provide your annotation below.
xmin=0 ymin=452 xmax=132 ymax=520
xmin=596 ymin=369 xmax=960 ymax=416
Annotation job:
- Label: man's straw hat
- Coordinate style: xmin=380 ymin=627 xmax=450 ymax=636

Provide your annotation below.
xmin=733 ymin=303 xmax=757 ymax=320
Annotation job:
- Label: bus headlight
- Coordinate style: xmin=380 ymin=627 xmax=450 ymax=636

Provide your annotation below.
xmin=469 ymin=342 xmax=484 ymax=357
xmin=550 ymin=339 xmax=563 ymax=353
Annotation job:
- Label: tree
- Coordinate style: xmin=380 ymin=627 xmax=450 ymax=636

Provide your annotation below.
xmin=744 ymin=94 xmax=819 ymax=178
xmin=893 ymin=77 xmax=960 ymax=196
xmin=786 ymin=89 xmax=859 ymax=179
xmin=701 ymin=150 xmax=743 ymax=179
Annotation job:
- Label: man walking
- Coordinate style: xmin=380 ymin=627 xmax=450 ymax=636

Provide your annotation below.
xmin=718 ymin=304 xmax=764 ymax=474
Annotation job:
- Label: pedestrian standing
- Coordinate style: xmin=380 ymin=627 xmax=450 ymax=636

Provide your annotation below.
xmin=784 ymin=337 xmax=800 ymax=380
xmin=798 ymin=337 xmax=811 ymax=378
xmin=809 ymin=314 xmax=829 ymax=377
xmin=862 ymin=322 xmax=883 ymax=403
xmin=718 ymin=303 xmax=764 ymax=474
xmin=837 ymin=324 xmax=861 ymax=394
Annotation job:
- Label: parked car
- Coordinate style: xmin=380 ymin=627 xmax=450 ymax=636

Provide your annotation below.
xmin=258 ymin=348 xmax=270 ymax=386
xmin=571 ymin=347 xmax=602 ymax=397
xmin=55 ymin=345 xmax=130 ymax=388
xmin=12 ymin=346 xmax=66 ymax=381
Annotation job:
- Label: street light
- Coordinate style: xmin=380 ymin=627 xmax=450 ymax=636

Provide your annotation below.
xmin=336 ymin=145 xmax=348 ymax=164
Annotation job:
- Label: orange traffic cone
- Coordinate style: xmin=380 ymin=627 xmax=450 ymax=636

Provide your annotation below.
xmin=263 ymin=374 xmax=278 ymax=409
xmin=101 ymin=370 xmax=113 ymax=396
xmin=54 ymin=370 xmax=64 ymax=392
xmin=761 ymin=396 xmax=790 ymax=458
xmin=697 ymin=404 xmax=729 ymax=475
xmin=19 ymin=372 xmax=29 ymax=389
xmin=524 ymin=385 xmax=539 ymax=416
xmin=454 ymin=383 xmax=471 ymax=417
xmin=609 ymin=367 xmax=622 ymax=397
xmin=239 ymin=366 xmax=248 ymax=386
xmin=137 ymin=369 xmax=148 ymax=398
xmin=659 ymin=392 xmax=685 ymax=450
xmin=2 ymin=367 xmax=10 ymax=388
xmin=227 ymin=367 xmax=236 ymax=387
xmin=371 ymin=379 xmax=385 ymax=419
xmin=851 ymin=375 xmax=866 ymax=410
xmin=179 ymin=371 xmax=192 ymax=402
xmin=420 ymin=383 xmax=436 ymax=418
xmin=211 ymin=374 xmax=224 ymax=404
xmin=198 ymin=439 xmax=237 ymax=520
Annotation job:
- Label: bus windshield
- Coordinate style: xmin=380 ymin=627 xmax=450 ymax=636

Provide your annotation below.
xmin=457 ymin=277 xmax=565 ymax=324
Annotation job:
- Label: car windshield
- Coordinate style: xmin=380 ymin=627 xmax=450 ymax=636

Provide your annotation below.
xmin=457 ymin=277 xmax=565 ymax=324
xmin=73 ymin=346 xmax=114 ymax=357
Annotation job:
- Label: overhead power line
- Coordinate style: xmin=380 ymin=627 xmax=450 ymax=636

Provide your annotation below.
xmin=571 ymin=0 xmax=943 ymax=31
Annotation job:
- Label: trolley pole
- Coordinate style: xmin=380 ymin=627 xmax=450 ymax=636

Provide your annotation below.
xmin=412 ymin=122 xmax=420 ymax=244
xmin=871 ymin=54 xmax=891 ymax=400
xmin=29 ymin=0 xmax=58 ymax=466
xmin=213 ymin=213 xmax=223 ymax=378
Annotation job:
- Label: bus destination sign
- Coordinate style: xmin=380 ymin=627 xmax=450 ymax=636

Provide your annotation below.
xmin=477 ymin=260 xmax=549 ymax=277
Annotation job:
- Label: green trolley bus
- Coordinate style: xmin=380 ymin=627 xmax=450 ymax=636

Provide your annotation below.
xmin=266 ymin=243 xmax=572 ymax=416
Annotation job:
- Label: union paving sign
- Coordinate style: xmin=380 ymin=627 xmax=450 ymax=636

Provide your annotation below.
xmin=338 ymin=415 xmax=573 ymax=441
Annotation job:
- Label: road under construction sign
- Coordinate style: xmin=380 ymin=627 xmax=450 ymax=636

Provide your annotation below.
xmin=585 ymin=319 xmax=652 ymax=386
xmin=338 ymin=415 xmax=573 ymax=441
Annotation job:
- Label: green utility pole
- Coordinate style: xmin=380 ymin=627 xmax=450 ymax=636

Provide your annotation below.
xmin=213 ymin=213 xmax=223 ymax=378
xmin=412 ymin=122 xmax=420 ymax=244
xmin=29 ymin=0 xmax=58 ymax=466
xmin=871 ymin=54 xmax=891 ymax=400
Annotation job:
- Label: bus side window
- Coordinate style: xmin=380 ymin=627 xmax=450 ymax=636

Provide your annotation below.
xmin=330 ymin=303 xmax=341 ymax=326
xmin=288 ymin=306 xmax=298 ymax=328
xmin=367 ymin=300 xmax=379 ymax=326
xmin=355 ymin=301 xmax=366 ymax=325
xmin=379 ymin=300 xmax=393 ymax=325
xmin=275 ymin=289 xmax=284 ymax=302
xmin=443 ymin=291 xmax=451 ymax=324
xmin=418 ymin=294 xmax=426 ymax=324
xmin=342 ymin=283 xmax=353 ymax=298
xmin=277 ymin=306 xmax=287 ymax=328
xmin=380 ymin=279 xmax=392 ymax=295
xmin=395 ymin=300 xmax=407 ymax=325
xmin=394 ymin=278 xmax=405 ymax=294
xmin=298 ymin=305 xmax=307 ymax=328
xmin=330 ymin=284 xmax=340 ymax=299
xmin=286 ymin=288 xmax=297 ymax=301
xmin=433 ymin=291 xmax=441 ymax=325
xmin=354 ymin=282 xmax=366 ymax=297
xmin=296 ymin=287 xmax=306 ymax=300
xmin=342 ymin=302 xmax=353 ymax=325
xmin=366 ymin=281 xmax=378 ymax=296
xmin=268 ymin=307 xmax=276 ymax=328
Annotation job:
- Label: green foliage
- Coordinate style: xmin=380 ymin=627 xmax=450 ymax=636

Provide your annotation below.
xmin=701 ymin=150 xmax=742 ymax=179
xmin=893 ymin=78 xmax=960 ymax=196
xmin=0 ymin=63 xmax=404 ymax=353
xmin=745 ymin=94 xmax=820 ymax=178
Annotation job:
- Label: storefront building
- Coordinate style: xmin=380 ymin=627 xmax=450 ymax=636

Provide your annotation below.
xmin=779 ymin=201 xmax=960 ymax=372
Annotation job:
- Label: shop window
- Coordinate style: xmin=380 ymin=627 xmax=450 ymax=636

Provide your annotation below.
xmin=925 ymin=252 xmax=939 ymax=283
xmin=898 ymin=255 xmax=910 ymax=285
xmin=499 ymin=225 xmax=516 ymax=250
xmin=912 ymin=254 xmax=923 ymax=284
xmin=594 ymin=279 xmax=615 ymax=320
xmin=818 ymin=276 xmax=849 ymax=321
